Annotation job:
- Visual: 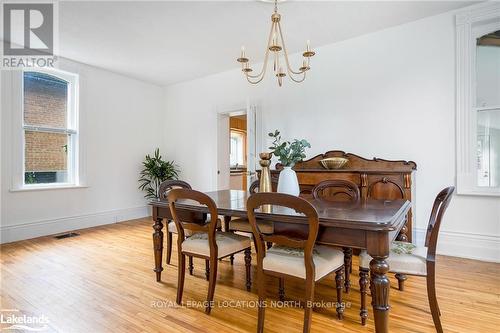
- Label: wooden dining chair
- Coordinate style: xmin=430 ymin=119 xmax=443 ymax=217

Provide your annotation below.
xmin=312 ymin=179 xmax=360 ymax=294
xmin=229 ymin=180 xmax=274 ymax=235
xmin=160 ymin=180 xmax=223 ymax=278
xmin=358 ymin=186 xmax=455 ymax=331
xmin=247 ymin=192 xmax=345 ymax=333
xmin=159 ymin=180 xmax=194 ymax=266
xmin=168 ymin=188 xmax=252 ymax=314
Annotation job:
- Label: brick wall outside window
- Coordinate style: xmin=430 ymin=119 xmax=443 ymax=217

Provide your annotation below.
xmin=24 ymin=132 xmax=67 ymax=172
xmin=24 ymin=72 xmax=68 ymax=173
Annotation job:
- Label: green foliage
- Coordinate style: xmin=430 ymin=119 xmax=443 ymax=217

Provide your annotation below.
xmin=25 ymin=172 xmax=36 ymax=184
xmin=268 ymin=130 xmax=311 ymax=167
xmin=138 ymin=148 xmax=180 ymax=199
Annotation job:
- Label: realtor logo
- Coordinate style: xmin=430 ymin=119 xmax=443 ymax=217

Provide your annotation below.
xmin=3 ymin=3 xmax=53 ymax=55
xmin=2 ymin=2 xmax=57 ymax=68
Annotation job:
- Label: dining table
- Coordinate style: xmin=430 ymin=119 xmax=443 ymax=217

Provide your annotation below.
xmin=149 ymin=189 xmax=411 ymax=333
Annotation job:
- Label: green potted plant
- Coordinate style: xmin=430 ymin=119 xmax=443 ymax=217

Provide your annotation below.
xmin=268 ymin=130 xmax=311 ymax=195
xmin=138 ymin=148 xmax=180 ymax=199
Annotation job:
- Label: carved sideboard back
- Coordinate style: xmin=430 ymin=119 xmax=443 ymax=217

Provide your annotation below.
xmin=269 ymin=150 xmax=416 ymax=242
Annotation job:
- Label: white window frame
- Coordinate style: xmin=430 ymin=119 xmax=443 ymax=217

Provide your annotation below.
xmin=9 ymin=67 xmax=81 ymax=191
xmin=455 ymin=3 xmax=500 ymax=196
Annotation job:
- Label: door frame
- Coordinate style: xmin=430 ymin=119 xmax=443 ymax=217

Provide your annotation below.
xmin=215 ymin=100 xmax=262 ymax=191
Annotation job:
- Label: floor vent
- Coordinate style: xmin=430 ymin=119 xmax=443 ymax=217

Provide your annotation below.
xmin=54 ymin=232 xmax=80 ymax=239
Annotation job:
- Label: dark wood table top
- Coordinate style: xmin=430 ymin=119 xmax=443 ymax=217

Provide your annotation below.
xmin=150 ymin=189 xmax=411 ymax=232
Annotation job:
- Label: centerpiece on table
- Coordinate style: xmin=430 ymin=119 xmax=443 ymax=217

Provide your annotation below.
xmin=268 ymin=130 xmax=311 ymax=196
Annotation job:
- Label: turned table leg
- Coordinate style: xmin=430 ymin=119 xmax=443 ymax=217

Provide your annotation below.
xmin=370 ymin=256 xmax=390 ymax=333
xmin=342 ymin=247 xmax=352 ymax=293
xmin=153 ymin=217 xmax=164 ymax=282
xmin=223 ymin=215 xmax=231 ymax=232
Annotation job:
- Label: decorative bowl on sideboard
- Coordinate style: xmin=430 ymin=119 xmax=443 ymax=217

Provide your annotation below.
xmin=319 ymin=157 xmax=349 ymax=169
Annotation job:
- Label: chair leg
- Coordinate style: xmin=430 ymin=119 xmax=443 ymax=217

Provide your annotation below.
xmin=278 ymin=277 xmax=285 ymax=301
xmin=176 ymin=253 xmax=186 ymax=305
xmin=244 ymin=248 xmax=252 ymax=291
xmin=166 ymin=231 xmax=173 ymax=265
xmin=395 ymin=273 xmax=407 ymax=291
xmin=257 ymin=269 xmax=266 ymax=333
xmin=335 ymin=269 xmax=344 ymax=320
xmin=205 ymin=259 xmax=210 ymax=281
xmin=359 ymin=267 xmax=369 ymax=326
xmin=188 ymin=256 xmax=194 ymax=275
xmin=427 ymin=265 xmax=443 ymax=333
xmin=342 ymin=247 xmax=352 ymax=293
xmin=230 ymin=254 xmax=235 ymax=265
xmin=206 ymin=257 xmax=218 ymax=314
xmin=303 ymin=278 xmax=315 ymax=333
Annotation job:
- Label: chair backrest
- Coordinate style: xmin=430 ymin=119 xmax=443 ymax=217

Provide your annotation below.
xmin=312 ymin=179 xmax=360 ymax=202
xmin=249 ymin=180 xmax=260 ymax=194
xmin=158 ymin=180 xmax=192 ymax=200
xmin=168 ymin=189 xmax=220 ymax=255
xmin=247 ymin=192 xmax=320 ymax=279
xmin=425 ymin=186 xmax=455 ymax=260
xmin=159 ymin=180 xmax=207 ymax=222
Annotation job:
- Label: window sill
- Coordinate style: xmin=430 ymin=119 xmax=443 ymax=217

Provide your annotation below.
xmin=10 ymin=184 xmax=88 ymax=192
xmin=457 ymin=189 xmax=500 ymax=197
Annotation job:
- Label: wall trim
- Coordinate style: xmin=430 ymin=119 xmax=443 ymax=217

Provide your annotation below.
xmin=455 ymin=2 xmax=500 ymax=196
xmin=415 ymin=228 xmax=500 ymax=263
xmin=0 ymin=206 xmax=150 ymax=244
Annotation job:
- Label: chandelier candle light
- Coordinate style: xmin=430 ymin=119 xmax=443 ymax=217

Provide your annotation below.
xmin=236 ymin=0 xmax=316 ymax=87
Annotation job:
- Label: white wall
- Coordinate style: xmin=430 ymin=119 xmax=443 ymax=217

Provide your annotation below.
xmin=164 ymin=8 xmax=500 ymax=262
xmin=1 ymin=58 xmax=164 ymax=243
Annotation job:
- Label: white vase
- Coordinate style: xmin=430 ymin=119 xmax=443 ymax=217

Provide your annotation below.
xmin=277 ymin=166 xmax=300 ymax=196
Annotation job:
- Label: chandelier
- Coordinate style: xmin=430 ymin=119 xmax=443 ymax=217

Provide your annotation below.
xmin=237 ymin=0 xmax=315 ymax=87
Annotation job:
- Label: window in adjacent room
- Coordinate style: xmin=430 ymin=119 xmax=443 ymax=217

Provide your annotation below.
xmin=22 ymin=70 xmax=79 ymax=186
xmin=230 ymin=130 xmax=245 ymax=167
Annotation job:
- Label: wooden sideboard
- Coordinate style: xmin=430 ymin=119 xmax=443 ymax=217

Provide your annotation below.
xmin=261 ymin=150 xmax=416 ymax=242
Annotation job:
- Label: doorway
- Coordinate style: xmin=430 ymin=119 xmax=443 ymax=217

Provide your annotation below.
xmin=216 ymin=104 xmax=260 ymax=190
xmin=229 ymin=115 xmax=248 ymax=190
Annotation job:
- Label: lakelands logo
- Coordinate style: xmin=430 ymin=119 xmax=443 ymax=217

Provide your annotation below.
xmin=2 ymin=2 xmax=58 ymax=68
xmin=0 ymin=309 xmax=50 ymax=331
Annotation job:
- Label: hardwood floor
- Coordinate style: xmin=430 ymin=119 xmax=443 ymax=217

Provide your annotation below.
xmin=1 ymin=218 xmax=499 ymax=333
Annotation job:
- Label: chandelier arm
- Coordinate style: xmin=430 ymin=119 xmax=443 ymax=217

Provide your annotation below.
xmin=288 ymin=71 xmax=307 ymax=83
xmin=246 ymin=73 xmax=266 ymax=84
xmin=246 ymin=21 xmax=275 ymax=79
xmin=277 ymin=21 xmax=305 ymax=75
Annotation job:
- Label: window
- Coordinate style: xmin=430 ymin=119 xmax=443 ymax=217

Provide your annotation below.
xmin=230 ymin=130 xmax=245 ymax=167
xmin=456 ymin=3 xmax=500 ymax=196
xmin=22 ymin=69 xmax=79 ymax=187
xmin=476 ymin=37 xmax=500 ymax=188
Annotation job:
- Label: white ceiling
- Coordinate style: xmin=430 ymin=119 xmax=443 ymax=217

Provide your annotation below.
xmin=58 ymin=1 xmax=477 ymax=86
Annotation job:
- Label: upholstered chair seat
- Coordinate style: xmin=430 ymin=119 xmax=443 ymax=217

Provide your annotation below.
xmin=264 ymin=245 xmax=344 ymax=280
xmin=182 ymin=232 xmax=252 ymax=258
xmin=359 ymin=243 xmax=428 ymax=276
xmin=229 ymin=218 xmax=274 ymax=234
